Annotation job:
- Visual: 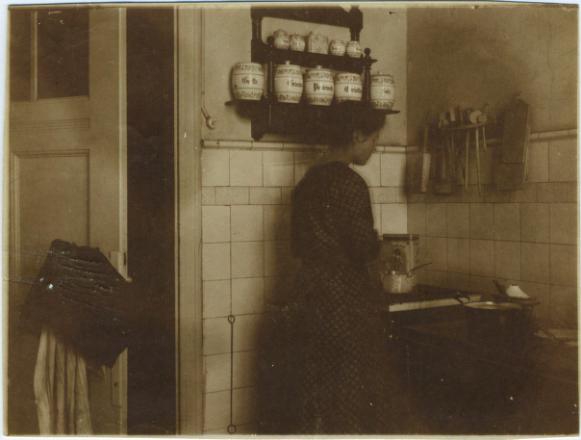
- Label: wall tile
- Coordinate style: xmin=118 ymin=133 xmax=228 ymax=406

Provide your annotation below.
xmin=421 ymin=270 xmax=448 ymax=288
xmin=520 ymin=242 xmax=549 ymax=283
xmin=494 ymin=203 xmax=520 ymax=241
xmin=550 ymin=285 xmax=578 ymax=328
xmin=446 ymin=203 xmax=470 ymax=238
xmin=426 ymin=204 xmax=447 ymax=237
xmin=537 ymin=182 xmax=577 ymax=203
xmin=231 ymin=205 xmax=263 ymax=242
xmin=202 ymin=149 xmax=229 ymax=187
xmin=232 ymin=277 xmax=264 ymax=315
xmin=264 ymin=240 xmax=296 ymax=277
xmin=407 ymin=203 xmax=426 ymax=235
xmin=470 ymin=203 xmax=494 ymax=240
xmin=447 ymin=238 xmax=470 ymax=274
xmin=263 ymin=151 xmax=294 ymax=187
xmin=203 ymin=317 xmax=230 ymax=355
xmin=250 ymin=187 xmax=282 ymax=205
xmin=526 ymin=141 xmax=549 ymax=182
xmin=215 ymin=187 xmax=249 ymax=205
xmin=202 ymin=187 xmax=216 ymax=205
xmin=549 ymin=137 xmax=577 ymax=182
xmin=264 ymin=205 xmax=291 ymax=241
xmin=203 ymin=243 xmax=231 ymax=281
xmin=372 ymin=204 xmax=382 ymax=233
xmin=447 ymin=272 xmax=473 ymax=292
xmin=469 ymin=239 xmax=494 ymax=277
xmin=204 ymin=390 xmax=230 ymax=431
xmin=281 ymin=186 xmax=294 ymax=204
xmin=233 ymin=387 xmax=257 ymax=426
xmin=380 ymin=152 xmax=406 ymax=187
xmin=511 ymin=183 xmax=537 ymax=203
xmin=230 ymin=150 xmax=263 ymax=186
xmin=494 ymin=241 xmax=521 ymax=281
xmin=520 ymin=203 xmax=550 ymax=243
xmin=202 ymin=206 xmax=230 ymax=243
xmin=203 ymin=280 xmax=231 ymax=318
xmin=294 ymin=151 xmax=321 ymax=184
xmin=234 ymin=314 xmax=261 ymax=352
xmin=353 ymin=153 xmax=381 ymax=187
xmin=470 ymin=275 xmax=496 ymax=294
xmin=204 ymin=354 xmax=230 ymax=393
xmin=370 ymin=187 xmax=399 ymax=204
xmin=381 ymin=203 xmax=407 ymax=234
xmin=234 ymin=351 xmax=257 ymax=388
xmin=550 ymin=203 xmax=577 ymax=244
xmin=550 ymin=244 xmax=577 ymax=286
xmin=232 ymin=242 xmax=264 ymax=278
xmin=425 ymin=237 xmax=447 ymax=271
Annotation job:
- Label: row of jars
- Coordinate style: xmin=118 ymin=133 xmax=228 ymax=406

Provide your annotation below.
xmin=231 ymin=61 xmax=395 ymax=109
xmin=272 ymin=29 xmax=363 ymax=58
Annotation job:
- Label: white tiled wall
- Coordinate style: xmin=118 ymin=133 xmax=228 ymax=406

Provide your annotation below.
xmin=200 ymin=146 xmax=408 ymax=433
xmin=407 ymin=133 xmax=578 ymax=328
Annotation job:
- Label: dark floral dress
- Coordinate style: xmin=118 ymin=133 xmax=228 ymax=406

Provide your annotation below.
xmin=287 ymin=161 xmax=401 ymax=434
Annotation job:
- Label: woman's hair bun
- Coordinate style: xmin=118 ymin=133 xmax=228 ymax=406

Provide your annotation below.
xmin=326 ymin=102 xmax=386 ymax=146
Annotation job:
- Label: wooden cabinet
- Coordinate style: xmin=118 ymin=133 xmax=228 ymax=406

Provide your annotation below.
xmin=393 ymin=308 xmax=579 ymax=435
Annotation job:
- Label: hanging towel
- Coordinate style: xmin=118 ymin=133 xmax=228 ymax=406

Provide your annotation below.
xmin=21 ymin=239 xmax=132 ymax=367
xmin=33 ymin=326 xmax=93 ymax=435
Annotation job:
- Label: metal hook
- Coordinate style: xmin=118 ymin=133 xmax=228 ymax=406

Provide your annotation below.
xmin=201 ymin=105 xmax=217 ymax=129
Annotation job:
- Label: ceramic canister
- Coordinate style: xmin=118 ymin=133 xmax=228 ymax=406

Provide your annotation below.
xmin=334 ymin=72 xmax=363 ymax=103
xmin=231 ymin=62 xmax=264 ymax=101
xmin=329 ymin=39 xmax=346 ymax=56
xmin=370 ymin=73 xmax=395 ymax=109
xmin=273 ymin=29 xmax=290 ymax=50
xmin=274 ymin=61 xmax=303 ymax=103
xmin=289 ymin=34 xmax=306 ymax=52
xmin=346 ymin=40 xmax=363 ymax=58
xmin=304 ymin=66 xmax=334 ymax=106
xmin=307 ymin=32 xmax=329 ymax=54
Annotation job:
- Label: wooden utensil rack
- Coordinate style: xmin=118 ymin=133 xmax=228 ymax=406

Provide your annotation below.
xmin=440 ymin=122 xmax=488 ymax=193
xmin=226 ymin=6 xmax=399 ymax=141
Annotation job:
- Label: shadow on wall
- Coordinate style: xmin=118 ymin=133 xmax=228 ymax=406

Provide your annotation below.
xmin=407 ymin=4 xmax=578 ymax=145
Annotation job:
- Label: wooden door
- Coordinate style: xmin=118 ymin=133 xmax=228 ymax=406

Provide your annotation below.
xmin=7 ymin=7 xmax=128 ymax=434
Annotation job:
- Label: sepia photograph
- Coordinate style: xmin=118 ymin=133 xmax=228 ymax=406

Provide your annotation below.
xmin=2 ymin=0 xmax=579 ymax=436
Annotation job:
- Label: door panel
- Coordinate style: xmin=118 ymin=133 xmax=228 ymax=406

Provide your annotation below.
xmin=7 ymin=7 xmax=127 ymax=434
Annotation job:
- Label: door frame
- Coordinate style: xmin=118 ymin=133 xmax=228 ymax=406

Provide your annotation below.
xmin=175 ymin=6 xmax=204 ymax=435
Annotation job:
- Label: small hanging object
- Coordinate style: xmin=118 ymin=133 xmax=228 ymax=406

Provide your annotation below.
xmin=201 ymin=105 xmax=217 ymax=129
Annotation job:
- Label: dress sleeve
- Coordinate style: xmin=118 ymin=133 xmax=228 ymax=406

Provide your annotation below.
xmin=335 ymin=170 xmax=380 ymax=265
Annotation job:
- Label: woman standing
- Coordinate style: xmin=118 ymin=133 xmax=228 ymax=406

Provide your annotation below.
xmin=288 ymin=103 xmax=401 ymax=434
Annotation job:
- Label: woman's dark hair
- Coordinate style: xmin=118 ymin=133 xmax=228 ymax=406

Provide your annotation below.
xmin=325 ymin=101 xmax=386 ymax=147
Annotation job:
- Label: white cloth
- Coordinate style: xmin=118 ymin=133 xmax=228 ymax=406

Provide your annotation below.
xmin=33 ymin=327 xmax=93 ymax=434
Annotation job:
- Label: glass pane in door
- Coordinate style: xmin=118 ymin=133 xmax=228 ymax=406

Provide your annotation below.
xmin=37 ymin=8 xmax=89 ymax=99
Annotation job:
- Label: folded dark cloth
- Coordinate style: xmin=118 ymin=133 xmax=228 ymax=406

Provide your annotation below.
xmin=21 ymin=239 xmax=132 ymax=367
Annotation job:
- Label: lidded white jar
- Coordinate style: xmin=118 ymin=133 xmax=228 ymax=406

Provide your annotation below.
xmin=307 ymin=32 xmax=329 ymax=54
xmin=273 ymin=29 xmax=290 ymax=50
xmin=289 ymin=34 xmax=306 ymax=52
xmin=304 ymin=66 xmax=334 ymax=106
xmin=274 ymin=61 xmax=303 ymax=103
xmin=346 ymin=40 xmax=363 ymax=58
xmin=370 ymin=73 xmax=395 ymax=109
xmin=334 ymin=72 xmax=363 ymax=103
xmin=231 ymin=62 xmax=264 ymax=101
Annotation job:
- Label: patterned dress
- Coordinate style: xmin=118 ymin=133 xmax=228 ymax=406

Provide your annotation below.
xmin=287 ymin=161 xmax=400 ymax=434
